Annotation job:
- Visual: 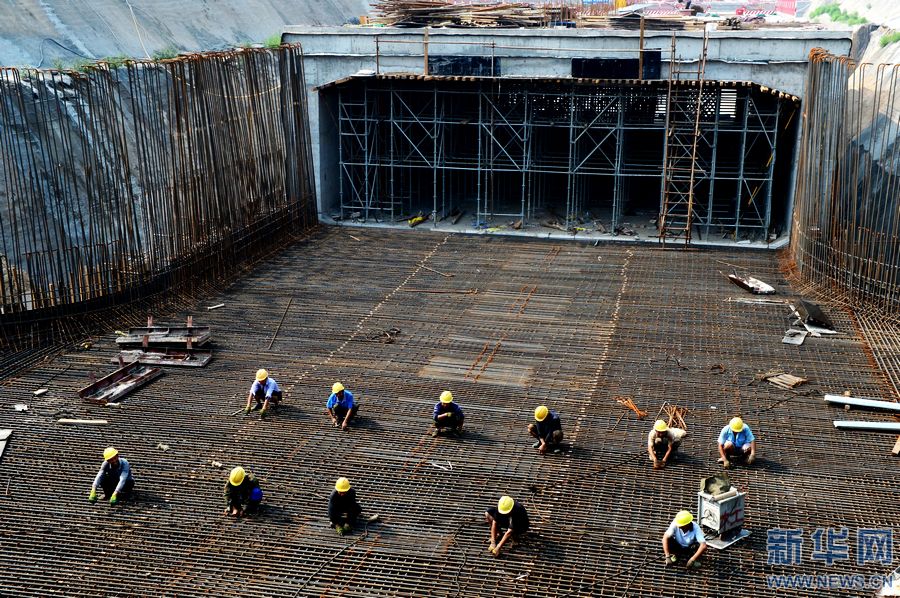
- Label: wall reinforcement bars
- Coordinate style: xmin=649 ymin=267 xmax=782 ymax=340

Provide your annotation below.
xmin=0 ymin=46 xmax=318 ymax=346
xmin=791 ymin=50 xmax=900 ymax=319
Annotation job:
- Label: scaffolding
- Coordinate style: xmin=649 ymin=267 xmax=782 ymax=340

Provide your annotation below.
xmin=330 ymin=74 xmax=795 ymax=239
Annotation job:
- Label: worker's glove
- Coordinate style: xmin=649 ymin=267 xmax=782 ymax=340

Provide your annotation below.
xmin=244 ymin=406 xmax=252 ymax=414
xmin=687 ymin=559 xmax=701 ymax=569
xmin=665 ymin=554 xmax=677 ymax=567
xmin=487 ymin=542 xmax=496 ymax=553
xmin=336 ymin=524 xmax=347 ymax=536
xmin=88 ymin=489 xmax=97 ymax=503
xmin=746 ymin=454 xmax=756 ymax=465
xmin=109 ymin=493 xmax=118 ymax=505
xmin=332 ymin=419 xmax=339 ymax=427
xmin=259 ymin=408 xmax=268 ymax=419
xmin=489 ymin=546 xmax=500 ymax=557
xmin=722 ymin=459 xmax=732 ymax=469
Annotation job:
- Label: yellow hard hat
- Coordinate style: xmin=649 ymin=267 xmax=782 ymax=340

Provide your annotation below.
xmin=103 ymin=447 xmax=118 ymax=460
xmin=440 ymin=391 xmax=453 ymax=404
xmin=675 ymin=510 xmax=694 ymax=526
xmin=534 ymin=405 xmax=549 ymax=422
xmin=335 ymin=477 xmax=351 ymax=492
xmin=256 ymin=369 xmax=268 ymax=382
xmin=332 ymin=382 xmax=344 ymax=394
xmin=654 ymin=420 xmax=668 ymax=432
xmin=229 ymin=466 xmax=246 ymax=486
xmin=498 ymin=495 xmax=514 ymax=515
xmin=730 ymin=417 xmax=744 ymax=433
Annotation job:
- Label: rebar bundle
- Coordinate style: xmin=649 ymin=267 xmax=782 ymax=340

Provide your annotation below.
xmin=790 ymin=49 xmax=900 ymax=320
xmin=370 ymin=1 xmax=576 ymax=27
xmin=0 ymin=46 xmax=318 ymax=346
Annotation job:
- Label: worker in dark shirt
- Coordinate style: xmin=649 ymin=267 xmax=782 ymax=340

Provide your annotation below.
xmin=485 ymin=495 xmax=530 ymax=556
xmin=223 ymin=466 xmax=262 ymax=517
xmin=88 ymin=447 xmax=134 ymax=505
xmin=329 ymin=477 xmax=362 ymax=535
xmin=432 ymin=390 xmax=464 ymax=437
xmin=528 ymin=405 xmax=563 ymax=454
xmin=326 ymin=382 xmax=359 ymax=430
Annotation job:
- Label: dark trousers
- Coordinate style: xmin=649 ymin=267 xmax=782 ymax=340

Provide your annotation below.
xmin=227 ymin=496 xmax=261 ymax=513
xmin=333 ymin=404 xmax=358 ymax=422
xmin=253 ymin=389 xmax=283 ymax=407
xmin=528 ymin=425 xmax=563 ymax=446
xmin=331 ymin=504 xmax=362 ymax=527
xmin=100 ymin=476 xmax=134 ymax=499
xmin=672 ymin=541 xmax=700 ymax=557
xmin=435 ymin=413 xmax=463 ymax=431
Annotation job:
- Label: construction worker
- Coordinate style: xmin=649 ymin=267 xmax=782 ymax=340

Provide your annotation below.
xmin=528 ymin=405 xmax=563 ymax=454
xmin=432 ymin=390 xmax=464 ymax=437
xmin=717 ymin=416 xmax=756 ymax=468
xmin=485 ymin=495 xmax=530 ymax=557
xmin=245 ymin=368 xmax=282 ymax=417
xmin=223 ymin=466 xmax=262 ymax=517
xmin=648 ymin=419 xmax=687 ymax=469
xmin=88 ymin=447 xmax=134 ymax=505
xmin=326 ymin=382 xmax=358 ymax=430
xmin=663 ymin=510 xmax=707 ymax=569
xmin=329 ymin=477 xmax=362 ymax=535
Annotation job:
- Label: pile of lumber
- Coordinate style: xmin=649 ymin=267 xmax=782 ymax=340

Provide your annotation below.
xmin=370 ymin=1 xmax=574 ymax=28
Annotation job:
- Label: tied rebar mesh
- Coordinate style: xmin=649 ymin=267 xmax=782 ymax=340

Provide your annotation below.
xmin=0 ymin=46 xmax=318 ymax=347
xmin=790 ymin=49 xmax=900 ymax=320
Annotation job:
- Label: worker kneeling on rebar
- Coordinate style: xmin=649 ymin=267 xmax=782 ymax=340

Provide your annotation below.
xmin=485 ymin=495 xmax=530 ymax=557
xmin=648 ymin=419 xmax=686 ymax=469
xmin=223 ymin=466 xmax=262 ymax=517
xmin=327 ymin=382 xmax=358 ymax=430
xmin=528 ymin=405 xmax=563 ymax=454
xmin=663 ymin=510 xmax=707 ymax=569
xmin=432 ymin=390 xmax=464 ymax=437
xmin=717 ymin=417 xmax=756 ymax=468
xmin=88 ymin=447 xmax=134 ymax=505
xmin=329 ymin=477 xmax=362 ymax=535
xmin=245 ymin=369 xmax=282 ymax=418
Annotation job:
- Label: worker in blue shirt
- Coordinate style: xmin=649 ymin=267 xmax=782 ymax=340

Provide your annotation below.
xmin=223 ymin=466 xmax=262 ymax=517
xmin=326 ymin=382 xmax=358 ymax=430
xmin=528 ymin=405 xmax=563 ymax=454
xmin=485 ymin=495 xmax=530 ymax=557
xmin=245 ymin=368 xmax=282 ymax=417
xmin=88 ymin=447 xmax=134 ymax=505
xmin=432 ymin=390 xmax=464 ymax=437
xmin=663 ymin=510 xmax=707 ymax=569
xmin=717 ymin=416 xmax=756 ymax=468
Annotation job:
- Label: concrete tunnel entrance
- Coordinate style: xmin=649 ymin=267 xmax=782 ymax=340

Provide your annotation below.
xmin=318 ymin=74 xmax=799 ymax=243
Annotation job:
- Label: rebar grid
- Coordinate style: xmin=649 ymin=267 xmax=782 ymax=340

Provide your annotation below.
xmin=0 ymin=228 xmax=897 ymax=597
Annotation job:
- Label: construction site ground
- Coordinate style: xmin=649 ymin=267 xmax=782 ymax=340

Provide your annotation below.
xmin=0 ymin=226 xmax=897 ymax=597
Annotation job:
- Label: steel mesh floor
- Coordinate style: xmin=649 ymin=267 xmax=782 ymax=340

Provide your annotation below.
xmin=0 ymin=227 xmax=898 ymax=597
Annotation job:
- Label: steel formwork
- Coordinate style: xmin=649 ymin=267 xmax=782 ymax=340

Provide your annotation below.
xmin=330 ymin=75 xmax=797 ymax=239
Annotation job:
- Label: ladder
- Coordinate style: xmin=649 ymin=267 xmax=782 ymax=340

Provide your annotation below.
xmin=659 ymin=31 xmax=709 ymax=244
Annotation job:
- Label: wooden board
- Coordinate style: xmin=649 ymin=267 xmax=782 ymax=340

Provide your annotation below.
xmin=727 ymin=273 xmax=775 ymax=295
xmin=113 ymin=349 xmax=212 ymax=368
xmin=116 ymin=326 xmax=211 ymax=348
xmin=78 ymin=361 xmax=164 ymax=405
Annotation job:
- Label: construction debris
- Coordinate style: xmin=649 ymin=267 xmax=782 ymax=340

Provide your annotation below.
xmin=207 ymin=303 xmax=225 ymax=311
xmin=13 ymin=404 xmax=27 ymax=412
xmin=78 ymin=361 xmax=164 ymax=405
xmin=726 ymin=272 xmax=775 ymax=295
xmin=757 ymin=371 xmax=807 ymax=390
xmin=781 ymin=329 xmax=808 ymax=346
xmin=117 ymin=316 xmax=211 ymax=349
xmin=33 ymin=388 xmax=48 ymax=396
xmin=370 ymin=1 xmax=570 ymax=28
xmin=661 ymin=403 xmax=689 ymax=430
xmin=793 ymin=299 xmax=835 ymax=332
xmin=615 ymin=396 xmax=648 ymax=419
xmin=57 ymin=419 xmax=108 ymax=425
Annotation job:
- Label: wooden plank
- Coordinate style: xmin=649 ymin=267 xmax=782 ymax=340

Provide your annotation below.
xmin=892 ymin=436 xmax=900 ymax=456
xmin=77 ymin=361 xmax=164 ymax=405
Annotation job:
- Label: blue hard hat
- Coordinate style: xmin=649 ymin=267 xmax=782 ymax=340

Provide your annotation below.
xmin=250 ymin=487 xmax=263 ymax=501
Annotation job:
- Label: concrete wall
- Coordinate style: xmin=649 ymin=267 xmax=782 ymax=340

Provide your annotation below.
xmin=0 ymin=0 xmax=370 ymax=67
xmin=284 ymin=26 xmax=852 ymax=215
